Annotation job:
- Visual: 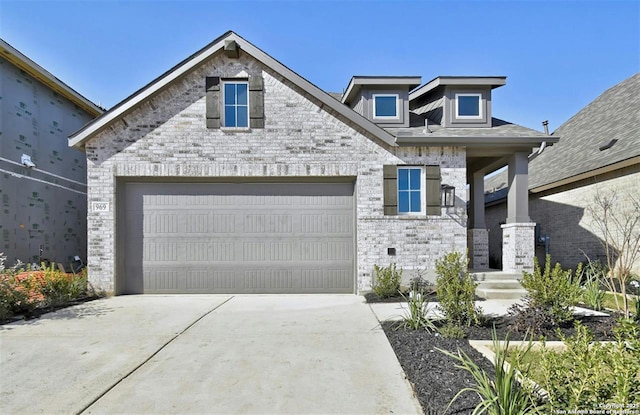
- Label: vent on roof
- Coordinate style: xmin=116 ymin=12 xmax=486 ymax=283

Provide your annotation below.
xmin=599 ymin=139 xmax=618 ymax=151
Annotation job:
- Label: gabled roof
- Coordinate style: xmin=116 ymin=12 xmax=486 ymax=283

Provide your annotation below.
xmin=69 ymin=31 xmax=397 ymax=149
xmin=341 ymin=76 xmax=421 ymax=105
xmin=485 ymin=73 xmax=640 ymax=195
xmin=1 ymin=38 xmax=103 ymax=117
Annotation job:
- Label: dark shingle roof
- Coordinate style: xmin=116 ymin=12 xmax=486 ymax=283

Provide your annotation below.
xmin=485 ymin=73 xmax=640 ymax=193
xmin=387 ymin=117 xmax=548 ymax=138
xmin=530 ymin=73 xmax=640 ymax=189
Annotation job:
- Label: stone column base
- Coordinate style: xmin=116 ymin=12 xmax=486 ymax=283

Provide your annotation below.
xmin=467 ymin=228 xmax=489 ymax=269
xmin=501 ymin=222 xmax=536 ymax=273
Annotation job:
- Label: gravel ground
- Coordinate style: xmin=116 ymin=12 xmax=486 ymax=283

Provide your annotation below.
xmin=382 ymin=313 xmax=620 ymax=414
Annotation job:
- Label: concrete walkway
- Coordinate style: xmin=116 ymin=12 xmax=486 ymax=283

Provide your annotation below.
xmin=0 ymin=295 xmax=421 ymax=415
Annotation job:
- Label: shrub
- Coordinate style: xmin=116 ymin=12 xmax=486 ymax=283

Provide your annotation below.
xmin=372 ymin=263 xmax=401 ymax=298
xmin=438 ymin=328 xmax=542 ymax=415
xmin=435 ymin=251 xmax=481 ymax=327
xmin=509 ymin=255 xmax=581 ymax=334
xmin=439 ymin=323 xmax=465 ymax=339
xmin=538 ymin=320 xmax=640 ymax=410
xmin=39 ymin=264 xmax=87 ymax=306
xmin=0 ymin=256 xmax=89 ymax=321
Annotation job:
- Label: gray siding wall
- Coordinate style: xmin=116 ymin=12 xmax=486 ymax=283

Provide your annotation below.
xmin=0 ymin=56 xmax=93 ymax=265
xmin=84 ymin=52 xmax=467 ymax=294
xmin=485 ymin=165 xmax=640 ymax=273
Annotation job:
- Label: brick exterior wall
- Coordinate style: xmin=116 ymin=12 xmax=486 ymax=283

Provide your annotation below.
xmin=84 ymin=53 xmax=467 ymax=294
xmin=468 ymin=228 xmax=489 ymax=269
xmin=486 ymin=165 xmax=640 ymax=273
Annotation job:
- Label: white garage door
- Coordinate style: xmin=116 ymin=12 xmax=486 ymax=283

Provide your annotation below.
xmin=121 ymin=182 xmax=355 ymax=294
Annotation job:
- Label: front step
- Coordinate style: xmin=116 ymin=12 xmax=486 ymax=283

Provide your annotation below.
xmin=476 ymin=286 xmax=528 ymax=300
xmin=470 ymin=270 xmax=527 ymax=300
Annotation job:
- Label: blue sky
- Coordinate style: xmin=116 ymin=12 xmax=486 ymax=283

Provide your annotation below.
xmin=1 ymin=0 xmax=638 ymax=132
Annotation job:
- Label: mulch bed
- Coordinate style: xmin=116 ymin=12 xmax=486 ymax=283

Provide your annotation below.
xmin=380 ymin=304 xmax=621 ymax=414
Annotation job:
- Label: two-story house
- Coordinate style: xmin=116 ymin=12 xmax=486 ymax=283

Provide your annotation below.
xmin=1 ymin=39 xmax=102 ymax=266
xmin=69 ymin=31 xmax=554 ymax=295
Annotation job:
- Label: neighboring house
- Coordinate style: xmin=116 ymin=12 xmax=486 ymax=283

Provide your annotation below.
xmin=69 ymin=31 xmax=553 ymax=295
xmin=0 ymin=39 xmax=102 ymax=266
xmin=485 ymin=73 xmax=640 ymax=273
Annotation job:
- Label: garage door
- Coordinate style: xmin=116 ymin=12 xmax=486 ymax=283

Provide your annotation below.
xmin=121 ymin=182 xmax=355 ymax=294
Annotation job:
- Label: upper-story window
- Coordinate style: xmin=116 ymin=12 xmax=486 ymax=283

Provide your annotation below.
xmin=373 ymin=94 xmax=399 ymax=119
xmin=397 ymin=166 xmax=424 ymax=214
xmin=223 ymin=82 xmax=249 ymax=128
xmin=455 ymin=93 xmax=482 ymax=118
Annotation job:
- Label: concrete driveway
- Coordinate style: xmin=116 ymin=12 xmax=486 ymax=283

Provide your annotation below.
xmin=0 ymin=295 xmax=421 ymax=414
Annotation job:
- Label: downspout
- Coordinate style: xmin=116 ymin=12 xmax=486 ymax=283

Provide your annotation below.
xmin=528 ymin=120 xmax=549 ymax=160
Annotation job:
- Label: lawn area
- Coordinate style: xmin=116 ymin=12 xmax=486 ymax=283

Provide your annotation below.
xmin=602 ymin=291 xmax=638 ymax=313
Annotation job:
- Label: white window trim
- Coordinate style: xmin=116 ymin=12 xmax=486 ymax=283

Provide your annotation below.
xmin=397 ymin=166 xmax=426 ymax=215
xmin=221 ymin=80 xmax=250 ymax=129
xmin=372 ymin=94 xmax=400 ymax=120
xmin=455 ymin=93 xmax=483 ymax=119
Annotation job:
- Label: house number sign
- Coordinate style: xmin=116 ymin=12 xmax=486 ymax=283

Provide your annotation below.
xmin=92 ymin=202 xmax=110 ymax=212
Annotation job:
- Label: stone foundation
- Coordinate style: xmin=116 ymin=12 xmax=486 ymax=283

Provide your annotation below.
xmin=501 ymin=222 xmax=535 ymax=273
xmin=468 ymin=228 xmax=489 ymax=269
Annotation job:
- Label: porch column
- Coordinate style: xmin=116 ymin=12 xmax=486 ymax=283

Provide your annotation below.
xmin=468 ymin=170 xmax=489 ymax=269
xmin=501 ymin=152 xmax=535 ymax=273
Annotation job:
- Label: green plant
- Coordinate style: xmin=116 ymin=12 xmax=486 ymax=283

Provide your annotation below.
xmin=371 ymin=263 xmax=401 ymax=298
xmin=398 ymin=288 xmax=437 ymax=332
xmin=435 ymin=251 xmax=481 ymax=327
xmin=510 ymin=255 xmax=581 ymax=333
xmin=438 ymin=328 xmax=542 ymax=415
xmin=39 ymin=263 xmax=87 ymax=306
xmin=439 ymin=322 xmax=465 ymax=339
xmin=578 ymin=258 xmax=606 ymax=311
xmin=538 ymin=320 xmax=640 ymax=410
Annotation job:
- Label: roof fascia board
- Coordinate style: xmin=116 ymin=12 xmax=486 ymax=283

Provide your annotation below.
xmin=342 ymin=76 xmax=421 ymax=104
xmin=70 ymin=31 xmax=397 ymax=148
xmin=530 ymin=156 xmax=640 ymax=193
xmin=410 ymin=76 xmax=507 ymax=101
xmin=395 ymin=135 xmax=558 ymax=147
xmin=1 ymin=39 xmax=103 ymax=117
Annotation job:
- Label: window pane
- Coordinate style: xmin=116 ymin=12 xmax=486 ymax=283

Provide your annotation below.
xmin=409 ymin=168 xmax=421 ymax=190
xmin=458 ymin=95 xmax=480 ymax=116
xmin=398 ymin=191 xmax=409 ymax=213
xmin=236 ymin=84 xmax=248 ymax=105
xmin=410 ymin=190 xmax=421 ymax=212
xmin=398 ymin=168 xmax=409 ymax=191
xmin=224 ymin=105 xmax=236 ymax=126
xmin=236 ymin=106 xmax=248 ymax=127
xmin=224 ymin=84 xmax=236 ymax=105
xmin=375 ymin=96 xmax=397 ymax=117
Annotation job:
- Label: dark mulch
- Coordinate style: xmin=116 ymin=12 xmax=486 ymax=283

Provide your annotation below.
xmin=382 ymin=312 xmax=621 ymax=414
xmin=364 ymin=290 xmax=438 ymax=303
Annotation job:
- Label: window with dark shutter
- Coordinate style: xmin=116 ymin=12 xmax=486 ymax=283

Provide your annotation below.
xmin=205 ymin=75 xmax=264 ymax=129
xmin=382 ymin=164 xmax=442 ymax=216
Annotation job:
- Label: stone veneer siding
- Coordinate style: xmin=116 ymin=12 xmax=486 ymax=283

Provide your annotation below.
xmin=84 ymin=52 xmax=467 ymax=294
xmin=486 ymin=165 xmax=640 ymax=273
